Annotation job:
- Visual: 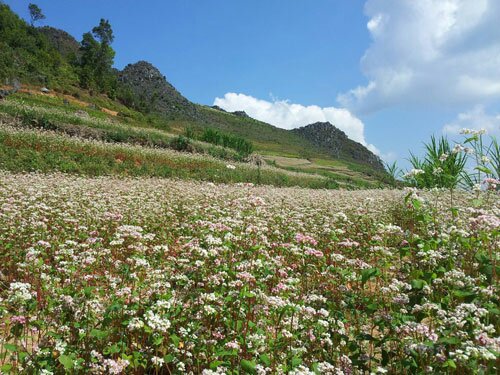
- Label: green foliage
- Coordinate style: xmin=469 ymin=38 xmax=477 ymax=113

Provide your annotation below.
xmin=461 ymin=133 xmax=499 ymax=189
xmin=200 ymin=127 xmax=253 ymax=157
xmin=384 ymin=160 xmax=401 ymax=180
xmin=78 ymin=19 xmax=116 ymax=95
xmin=169 ymin=135 xmax=192 ymax=152
xmin=0 ymin=4 xmax=78 ymax=88
xmin=0 ymin=126 xmax=336 ymax=188
xmin=28 ymin=3 xmax=45 ymax=26
xmin=405 ymin=135 xmax=467 ymax=189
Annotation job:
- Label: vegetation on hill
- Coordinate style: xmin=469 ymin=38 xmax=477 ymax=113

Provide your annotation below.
xmin=198 ymin=128 xmax=254 ymax=157
xmin=292 ymin=122 xmax=385 ymax=171
xmin=0 ymin=4 xmax=77 ymax=89
xmin=0 ymin=2 xmax=391 ymax=187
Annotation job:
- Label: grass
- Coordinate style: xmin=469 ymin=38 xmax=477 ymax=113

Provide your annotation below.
xmin=0 ymin=125 xmax=343 ymax=189
xmin=0 ymin=92 xmax=392 ymax=188
xmin=0 ymin=98 xmax=244 ymax=162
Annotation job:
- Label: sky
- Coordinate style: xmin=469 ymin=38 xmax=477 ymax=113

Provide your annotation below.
xmin=6 ymin=0 xmax=500 ymax=167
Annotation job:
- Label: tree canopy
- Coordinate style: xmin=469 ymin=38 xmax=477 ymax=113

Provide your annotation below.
xmin=28 ymin=3 xmax=45 ymax=26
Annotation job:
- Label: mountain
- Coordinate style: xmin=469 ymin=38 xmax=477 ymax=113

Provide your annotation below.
xmin=0 ymin=4 xmax=77 ymax=87
xmin=292 ymin=122 xmax=385 ymax=170
xmin=0 ymin=3 xmax=390 ymax=187
xmin=117 ymin=61 xmax=197 ymax=117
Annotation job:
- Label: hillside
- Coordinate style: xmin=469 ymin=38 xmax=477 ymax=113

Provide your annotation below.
xmin=292 ymin=122 xmax=384 ymax=170
xmin=0 ymin=3 xmax=390 ymax=188
xmin=117 ymin=61 xmax=197 ymax=117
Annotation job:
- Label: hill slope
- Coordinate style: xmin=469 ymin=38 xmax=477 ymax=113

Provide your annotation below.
xmin=292 ymin=122 xmax=384 ymax=170
xmin=117 ymin=61 xmax=197 ymax=117
xmin=0 ymin=3 xmax=390 ymax=187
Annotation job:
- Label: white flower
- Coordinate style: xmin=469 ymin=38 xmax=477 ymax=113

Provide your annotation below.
xmin=151 ymin=356 xmax=164 ymax=367
xmin=226 ymin=164 xmax=236 ymax=170
xmin=8 ymin=282 xmax=33 ymax=303
xmin=432 ymin=167 xmax=443 ymax=176
xmin=481 ymin=155 xmax=490 ymax=164
xmin=404 ymin=169 xmax=425 ymax=178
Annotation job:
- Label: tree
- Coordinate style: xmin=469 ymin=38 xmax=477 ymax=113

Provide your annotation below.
xmin=28 ymin=3 xmax=45 ymax=26
xmin=92 ymin=18 xmax=113 ymax=45
xmin=78 ymin=19 xmax=116 ymax=95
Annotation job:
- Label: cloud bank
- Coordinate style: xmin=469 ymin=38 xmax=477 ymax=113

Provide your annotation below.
xmin=443 ymin=106 xmax=500 ymax=137
xmin=214 ymin=92 xmax=381 ymax=155
xmin=338 ymin=0 xmax=500 ymax=113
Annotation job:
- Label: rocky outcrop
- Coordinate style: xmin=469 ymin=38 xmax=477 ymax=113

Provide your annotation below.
xmin=232 ymin=110 xmax=249 ymax=118
xmin=211 ymin=105 xmax=226 ymax=112
xmin=117 ymin=61 xmax=197 ymax=117
xmin=292 ymin=122 xmax=385 ymax=171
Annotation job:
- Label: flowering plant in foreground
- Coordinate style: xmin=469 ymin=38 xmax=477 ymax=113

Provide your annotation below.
xmin=0 ymin=172 xmax=498 ymax=374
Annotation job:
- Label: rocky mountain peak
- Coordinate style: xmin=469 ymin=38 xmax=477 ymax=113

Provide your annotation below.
xmin=292 ymin=122 xmax=385 ymax=171
xmin=118 ymin=61 xmax=196 ymax=117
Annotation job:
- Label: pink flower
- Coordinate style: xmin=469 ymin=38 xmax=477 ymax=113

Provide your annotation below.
xmin=11 ymin=315 xmax=27 ymax=325
xmin=295 ymin=233 xmax=318 ymax=246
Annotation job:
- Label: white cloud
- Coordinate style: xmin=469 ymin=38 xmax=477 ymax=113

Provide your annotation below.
xmin=213 ymin=92 xmax=382 ymax=153
xmin=338 ymin=0 xmax=500 ymax=113
xmin=443 ymin=106 xmax=500 ymax=136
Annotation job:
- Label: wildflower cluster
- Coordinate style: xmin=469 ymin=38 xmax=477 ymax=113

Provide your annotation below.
xmin=0 ymin=172 xmax=498 ymax=374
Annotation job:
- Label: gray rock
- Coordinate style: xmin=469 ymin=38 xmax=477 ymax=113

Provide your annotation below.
xmin=117 ymin=61 xmax=197 ymax=118
xmin=292 ymin=122 xmax=385 ymax=171
xmin=232 ymin=110 xmax=249 ymax=118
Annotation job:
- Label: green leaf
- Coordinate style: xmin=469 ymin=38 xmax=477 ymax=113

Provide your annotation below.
xmin=0 ymin=364 xmax=13 ymax=372
xmin=3 ymin=344 xmax=17 ymax=352
xmin=361 ymin=267 xmax=380 ymax=285
xmin=475 ymin=165 xmax=493 ymax=175
xmin=444 ymin=359 xmax=456 ymax=369
xmin=411 ymin=279 xmax=427 ymax=290
xmin=438 ymin=336 xmax=460 ymax=345
xmin=487 ymin=307 xmax=500 ymax=315
xmin=472 ymin=199 xmax=483 ymax=207
xmin=259 ymin=354 xmax=271 ymax=366
xmin=452 ymin=290 xmax=475 ymax=298
xmin=210 ymin=360 xmax=225 ymax=369
xmin=58 ymin=355 xmax=74 ymax=370
xmin=411 ymin=198 xmax=421 ymax=209
xmin=241 ymin=359 xmax=256 ymax=373
xmin=170 ymin=334 xmax=180 ymax=347
xmin=153 ymin=336 xmax=163 ymax=346
xmin=215 ymin=350 xmax=237 ymax=357
xmin=164 ymin=354 xmax=174 ymax=363
xmin=90 ymin=329 xmax=108 ymax=339
xmin=463 ymin=135 xmax=478 ymax=144
xmin=18 ymin=352 xmax=28 ymax=362
xmin=291 ymin=356 xmax=302 ymax=367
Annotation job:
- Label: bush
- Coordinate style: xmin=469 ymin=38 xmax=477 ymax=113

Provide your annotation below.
xmin=405 ymin=136 xmax=467 ymax=189
xmin=170 ymin=135 xmax=192 ymax=152
xmin=200 ymin=128 xmax=253 ymax=157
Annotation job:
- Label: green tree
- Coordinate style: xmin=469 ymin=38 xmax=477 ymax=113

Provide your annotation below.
xmin=92 ymin=18 xmax=114 ymax=45
xmin=28 ymin=3 xmax=45 ymax=26
xmin=79 ymin=19 xmax=116 ymax=95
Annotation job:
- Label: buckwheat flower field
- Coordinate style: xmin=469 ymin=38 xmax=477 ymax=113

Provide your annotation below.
xmin=0 ymin=172 xmax=498 ymax=374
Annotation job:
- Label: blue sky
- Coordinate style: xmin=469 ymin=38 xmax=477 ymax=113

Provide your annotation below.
xmin=6 ymin=0 xmax=500 ymax=167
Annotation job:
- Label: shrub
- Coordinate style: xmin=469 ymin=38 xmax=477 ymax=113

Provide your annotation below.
xmin=169 ymin=135 xmax=192 ymax=152
xmin=200 ymin=128 xmax=253 ymax=157
xmin=405 ymin=136 xmax=467 ymax=189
